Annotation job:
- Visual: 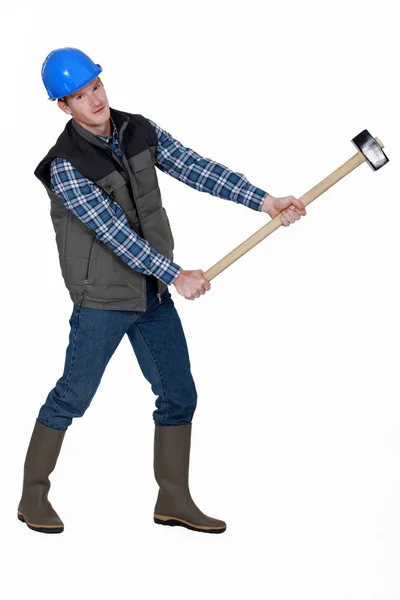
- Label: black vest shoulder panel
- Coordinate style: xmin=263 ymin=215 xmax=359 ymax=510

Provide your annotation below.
xmin=34 ymin=108 xmax=158 ymax=189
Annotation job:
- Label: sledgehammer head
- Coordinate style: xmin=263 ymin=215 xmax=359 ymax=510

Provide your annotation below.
xmin=352 ymin=129 xmax=389 ymax=171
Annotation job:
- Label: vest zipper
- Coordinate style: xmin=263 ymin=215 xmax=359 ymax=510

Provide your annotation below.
xmin=118 ymin=120 xmax=162 ymax=304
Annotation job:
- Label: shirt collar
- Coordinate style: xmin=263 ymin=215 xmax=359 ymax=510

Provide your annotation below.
xmin=97 ymin=117 xmax=118 ymax=144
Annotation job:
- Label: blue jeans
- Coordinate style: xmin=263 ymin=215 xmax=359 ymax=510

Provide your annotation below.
xmin=38 ymin=276 xmax=198 ymax=429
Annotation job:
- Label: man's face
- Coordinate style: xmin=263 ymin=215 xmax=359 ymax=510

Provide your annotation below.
xmin=58 ymin=77 xmax=110 ymax=129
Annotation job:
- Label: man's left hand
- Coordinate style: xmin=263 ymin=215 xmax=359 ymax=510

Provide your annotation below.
xmin=261 ymin=194 xmax=307 ymax=227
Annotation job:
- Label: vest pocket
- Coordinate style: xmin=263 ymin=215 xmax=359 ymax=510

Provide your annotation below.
xmin=128 ymin=149 xmax=159 ymax=196
xmin=83 ymin=236 xmax=97 ymax=286
xmin=82 ymin=236 xmax=144 ymax=292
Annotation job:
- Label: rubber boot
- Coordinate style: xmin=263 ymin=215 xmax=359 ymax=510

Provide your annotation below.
xmin=153 ymin=423 xmax=226 ymax=534
xmin=18 ymin=420 xmax=66 ymax=534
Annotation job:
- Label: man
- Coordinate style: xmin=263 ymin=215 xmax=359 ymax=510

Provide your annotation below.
xmin=18 ymin=47 xmax=306 ymax=535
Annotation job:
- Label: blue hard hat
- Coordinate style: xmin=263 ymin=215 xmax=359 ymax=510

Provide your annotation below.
xmin=41 ymin=47 xmax=103 ymax=101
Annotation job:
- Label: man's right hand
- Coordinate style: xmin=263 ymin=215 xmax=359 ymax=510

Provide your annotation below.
xmin=173 ymin=269 xmax=211 ymax=300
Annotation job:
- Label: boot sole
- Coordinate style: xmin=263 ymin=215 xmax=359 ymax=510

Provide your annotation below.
xmin=18 ymin=511 xmax=64 ymax=534
xmin=154 ymin=514 xmax=226 ymax=534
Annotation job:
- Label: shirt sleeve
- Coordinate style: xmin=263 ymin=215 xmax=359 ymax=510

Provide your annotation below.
xmin=50 ymin=157 xmax=182 ymax=285
xmin=146 ymin=118 xmax=268 ymax=212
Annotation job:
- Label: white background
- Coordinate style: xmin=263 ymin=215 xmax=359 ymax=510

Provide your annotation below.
xmin=1 ymin=1 xmax=399 ymax=598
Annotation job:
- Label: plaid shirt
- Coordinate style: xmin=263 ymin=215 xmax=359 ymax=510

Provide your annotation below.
xmin=50 ymin=117 xmax=268 ymax=285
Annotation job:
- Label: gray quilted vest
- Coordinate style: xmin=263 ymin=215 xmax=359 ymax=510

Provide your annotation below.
xmin=34 ymin=108 xmax=175 ymax=311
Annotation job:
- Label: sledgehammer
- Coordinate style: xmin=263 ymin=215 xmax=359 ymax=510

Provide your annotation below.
xmin=203 ymin=130 xmax=389 ymax=282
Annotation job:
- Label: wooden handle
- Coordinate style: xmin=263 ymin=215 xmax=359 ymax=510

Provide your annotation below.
xmin=203 ymin=137 xmax=384 ymax=282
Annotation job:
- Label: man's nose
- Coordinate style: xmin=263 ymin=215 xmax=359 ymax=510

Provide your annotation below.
xmin=89 ymin=95 xmax=101 ymax=107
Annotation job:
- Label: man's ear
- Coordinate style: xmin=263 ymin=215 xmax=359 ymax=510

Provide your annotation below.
xmin=57 ymin=98 xmax=71 ymax=115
